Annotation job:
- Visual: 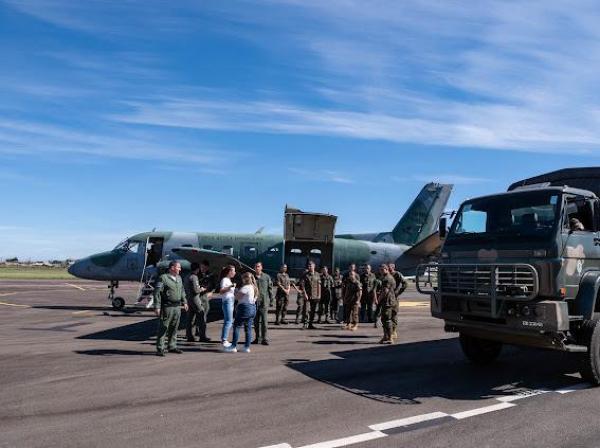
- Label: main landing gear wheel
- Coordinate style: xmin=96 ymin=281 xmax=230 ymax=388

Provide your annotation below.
xmin=111 ymin=297 xmax=125 ymax=311
xmin=577 ymin=319 xmax=600 ymax=386
xmin=459 ymin=333 xmax=503 ymax=365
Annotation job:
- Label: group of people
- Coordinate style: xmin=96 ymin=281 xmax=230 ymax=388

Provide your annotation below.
xmin=151 ymin=259 xmax=408 ymax=356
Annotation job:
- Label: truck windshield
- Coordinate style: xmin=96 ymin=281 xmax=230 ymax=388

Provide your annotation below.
xmin=448 ymin=191 xmax=560 ymax=241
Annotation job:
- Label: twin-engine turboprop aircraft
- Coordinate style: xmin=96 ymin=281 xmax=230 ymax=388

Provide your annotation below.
xmin=68 ymin=183 xmax=452 ymax=309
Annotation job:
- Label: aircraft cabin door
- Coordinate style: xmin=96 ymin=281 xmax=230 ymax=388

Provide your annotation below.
xmin=284 ymin=206 xmax=337 ymax=278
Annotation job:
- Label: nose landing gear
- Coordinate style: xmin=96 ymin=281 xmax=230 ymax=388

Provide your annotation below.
xmin=108 ymin=280 xmax=125 ymax=311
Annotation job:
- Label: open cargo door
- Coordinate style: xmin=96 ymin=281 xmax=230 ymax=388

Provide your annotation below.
xmin=284 ymin=206 xmax=337 ymax=278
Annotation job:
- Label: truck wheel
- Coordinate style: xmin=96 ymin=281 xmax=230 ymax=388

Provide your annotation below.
xmin=578 ymin=319 xmax=600 ymax=385
xmin=459 ymin=333 xmax=502 ymax=365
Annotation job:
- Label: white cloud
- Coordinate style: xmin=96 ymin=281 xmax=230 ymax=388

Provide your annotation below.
xmin=289 ymin=167 xmax=355 ymax=184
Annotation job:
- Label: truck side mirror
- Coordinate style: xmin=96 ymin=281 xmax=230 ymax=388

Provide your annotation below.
xmin=439 ymin=217 xmax=448 ymax=239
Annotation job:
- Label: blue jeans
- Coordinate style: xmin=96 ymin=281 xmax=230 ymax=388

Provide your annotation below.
xmin=221 ymin=298 xmax=234 ymax=342
xmin=231 ymin=303 xmax=256 ymax=349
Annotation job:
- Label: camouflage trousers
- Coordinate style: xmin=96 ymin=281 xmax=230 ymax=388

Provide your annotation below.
xmin=275 ymin=293 xmax=289 ymax=323
xmin=302 ymin=299 xmax=320 ymax=325
xmin=318 ymin=290 xmax=332 ymax=321
xmin=380 ymin=305 xmax=395 ymax=340
xmin=343 ymin=300 xmax=360 ymax=326
xmin=254 ymin=300 xmax=269 ymax=342
xmin=186 ymin=295 xmax=209 ymax=341
xmin=157 ymin=306 xmax=181 ymax=353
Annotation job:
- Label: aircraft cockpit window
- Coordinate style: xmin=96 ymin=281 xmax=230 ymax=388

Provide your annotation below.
xmin=244 ymin=246 xmax=258 ymax=258
xmin=127 ymin=243 xmax=140 ymax=253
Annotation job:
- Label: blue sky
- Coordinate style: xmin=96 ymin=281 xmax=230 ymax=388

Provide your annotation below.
xmin=2 ymin=1 xmax=600 ymax=259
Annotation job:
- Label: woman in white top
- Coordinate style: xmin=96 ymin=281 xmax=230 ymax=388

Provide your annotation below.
xmin=219 ymin=265 xmax=236 ymax=347
xmin=225 ymin=272 xmax=258 ymax=353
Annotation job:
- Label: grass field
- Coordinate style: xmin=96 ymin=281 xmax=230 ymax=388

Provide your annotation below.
xmin=0 ymin=266 xmax=75 ymax=280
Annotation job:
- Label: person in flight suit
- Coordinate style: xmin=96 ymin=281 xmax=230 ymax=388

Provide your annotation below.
xmin=332 ymin=267 xmax=344 ymax=323
xmin=154 ymin=261 xmax=188 ymax=356
xmin=185 ymin=262 xmax=202 ymax=342
xmin=388 ymin=262 xmax=407 ymax=341
xmin=378 ymin=264 xmax=397 ymax=344
xmin=275 ymin=264 xmax=291 ymax=325
xmin=253 ymin=262 xmax=273 ymax=345
xmin=360 ymin=264 xmax=377 ymax=323
xmin=299 ymin=261 xmax=321 ymax=329
xmin=318 ymin=266 xmax=334 ymax=324
xmin=342 ymin=271 xmax=362 ymax=330
xmin=372 ymin=276 xmax=382 ymax=328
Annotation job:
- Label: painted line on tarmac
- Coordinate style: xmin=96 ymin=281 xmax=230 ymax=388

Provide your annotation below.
xmin=399 ymin=301 xmax=429 ymax=307
xmin=259 ymin=382 xmax=591 ymax=448
xmin=64 ymin=283 xmax=86 ymax=291
xmin=0 ymin=301 xmax=30 ymax=308
xmin=0 ymin=292 xmax=19 ymax=297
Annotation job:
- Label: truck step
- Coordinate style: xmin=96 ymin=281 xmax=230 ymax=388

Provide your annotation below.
xmin=564 ymin=344 xmax=588 ymax=353
xmin=568 ymin=315 xmax=584 ymax=321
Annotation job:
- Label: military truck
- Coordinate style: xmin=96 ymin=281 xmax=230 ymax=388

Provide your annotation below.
xmin=416 ymin=167 xmax=600 ymax=385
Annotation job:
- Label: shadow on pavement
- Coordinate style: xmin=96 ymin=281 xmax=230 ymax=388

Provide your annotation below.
xmin=287 ymin=338 xmax=583 ymax=405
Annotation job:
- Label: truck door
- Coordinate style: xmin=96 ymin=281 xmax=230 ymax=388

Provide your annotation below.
xmin=284 ymin=206 xmax=337 ymax=278
xmin=562 ymin=195 xmax=600 ymax=295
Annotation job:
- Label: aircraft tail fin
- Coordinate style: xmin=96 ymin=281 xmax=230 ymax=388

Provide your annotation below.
xmin=389 ymin=183 xmax=453 ymax=246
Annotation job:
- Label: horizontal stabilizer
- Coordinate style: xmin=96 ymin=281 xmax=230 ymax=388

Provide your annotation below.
xmin=396 ymin=231 xmax=443 ymax=273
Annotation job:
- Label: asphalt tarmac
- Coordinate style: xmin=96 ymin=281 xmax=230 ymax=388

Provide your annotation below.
xmin=1 ymin=280 xmax=598 ymax=448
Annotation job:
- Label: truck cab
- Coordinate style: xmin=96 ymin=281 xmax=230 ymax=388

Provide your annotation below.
xmin=417 ymin=168 xmax=600 ymax=385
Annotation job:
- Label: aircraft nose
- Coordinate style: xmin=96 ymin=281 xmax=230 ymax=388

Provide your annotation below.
xmin=68 ymin=258 xmax=91 ymax=279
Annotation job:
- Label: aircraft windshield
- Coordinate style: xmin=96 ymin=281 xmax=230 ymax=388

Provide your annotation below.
xmin=448 ymin=191 xmax=560 ymax=242
xmin=113 ymin=239 xmax=141 ymax=253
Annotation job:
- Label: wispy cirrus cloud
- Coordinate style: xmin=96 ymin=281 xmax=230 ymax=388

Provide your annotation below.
xmin=289 ymin=167 xmax=354 ymax=184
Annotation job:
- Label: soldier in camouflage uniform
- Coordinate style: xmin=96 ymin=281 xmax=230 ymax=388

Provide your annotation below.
xmin=299 ymin=261 xmax=321 ymax=329
xmin=293 ymin=269 xmax=307 ymax=325
xmin=318 ymin=266 xmax=334 ymax=324
xmin=185 ymin=260 xmax=215 ymax=342
xmin=360 ymin=264 xmax=377 ymax=323
xmin=332 ymin=267 xmax=343 ymax=323
xmin=254 ymin=262 xmax=273 ymax=345
xmin=154 ymin=261 xmax=188 ymax=356
xmin=372 ymin=276 xmax=382 ymax=328
xmin=388 ymin=262 xmax=407 ymax=341
xmin=342 ymin=271 xmax=362 ymax=330
xmin=378 ymin=264 xmax=397 ymax=344
xmin=275 ymin=264 xmax=291 ymax=325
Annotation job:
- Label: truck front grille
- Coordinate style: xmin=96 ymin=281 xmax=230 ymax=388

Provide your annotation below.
xmin=417 ymin=263 xmax=539 ymax=300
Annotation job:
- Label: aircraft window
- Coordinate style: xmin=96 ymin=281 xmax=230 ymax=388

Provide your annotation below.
xmin=127 ymin=243 xmax=140 ymax=253
xmin=182 ymin=244 xmax=193 ymax=247
xmin=370 ymin=250 xmax=377 ymax=255
xmin=244 ymin=246 xmax=258 ymax=258
xmin=269 ymin=247 xmax=280 ymax=252
xmin=203 ymin=245 xmax=213 ymax=250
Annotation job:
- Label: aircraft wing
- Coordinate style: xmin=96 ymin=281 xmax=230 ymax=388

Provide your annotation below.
xmin=171 ymin=247 xmax=256 ymax=274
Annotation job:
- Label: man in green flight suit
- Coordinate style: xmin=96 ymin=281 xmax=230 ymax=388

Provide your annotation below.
xmin=299 ymin=261 xmax=321 ymax=329
xmin=185 ymin=260 xmax=215 ymax=343
xmin=254 ymin=262 xmax=274 ymax=345
xmin=154 ymin=261 xmax=188 ymax=356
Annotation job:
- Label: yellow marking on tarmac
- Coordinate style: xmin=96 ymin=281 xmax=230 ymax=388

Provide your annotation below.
xmin=399 ymin=301 xmax=429 ymax=307
xmin=72 ymin=310 xmax=95 ymax=317
xmin=0 ymin=301 xmax=30 ymax=308
xmin=64 ymin=283 xmax=86 ymax=291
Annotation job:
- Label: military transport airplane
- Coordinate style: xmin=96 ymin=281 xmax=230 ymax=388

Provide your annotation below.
xmin=68 ymin=183 xmax=452 ymax=309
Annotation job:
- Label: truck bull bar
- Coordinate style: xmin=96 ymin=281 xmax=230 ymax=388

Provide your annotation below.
xmin=416 ymin=263 xmax=540 ymax=317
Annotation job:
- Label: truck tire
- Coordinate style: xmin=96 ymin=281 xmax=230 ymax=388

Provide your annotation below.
xmin=459 ymin=333 xmax=502 ymax=365
xmin=578 ymin=319 xmax=600 ymax=386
